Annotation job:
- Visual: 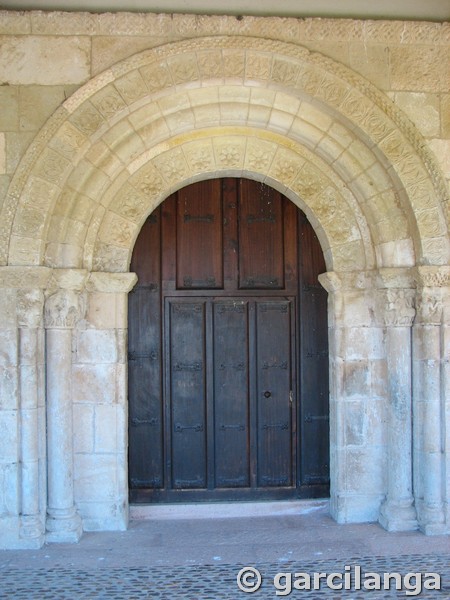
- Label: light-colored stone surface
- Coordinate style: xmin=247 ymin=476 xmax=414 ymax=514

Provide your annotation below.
xmin=391 ymin=92 xmax=441 ymax=138
xmin=0 ymin=134 xmax=5 ymax=175
xmin=0 ymin=11 xmax=449 ymax=548
xmin=0 ymin=36 xmax=91 ymax=86
xmin=19 ymin=85 xmax=79 ymax=132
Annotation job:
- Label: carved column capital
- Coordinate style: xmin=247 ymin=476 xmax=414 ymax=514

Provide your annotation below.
xmin=17 ymin=289 xmax=45 ymax=329
xmin=415 ymin=289 xmax=443 ymax=325
xmin=379 ymin=288 xmax=416 ymax=327
xmin=412 ymin=266 xmax=449 ymax=325
xmin=44 ymin=289 xmax=86 ymax=329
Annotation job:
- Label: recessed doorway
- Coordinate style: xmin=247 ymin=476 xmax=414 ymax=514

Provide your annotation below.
xmin=128 ymin=178 xmax=329 ymax=502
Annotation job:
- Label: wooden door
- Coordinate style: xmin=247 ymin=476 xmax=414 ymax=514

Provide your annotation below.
xmin=128 ymin=178 xmax=329 ymax=502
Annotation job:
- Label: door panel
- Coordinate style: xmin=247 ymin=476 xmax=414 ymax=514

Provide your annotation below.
xmin=213 ymin=300 xmax=250 ymax=488
xmin=176 ymin=180 xmax=223 ymax=290
xmin=238 ymin=180 xmax=285 ymax=289
xmin=128 ymin=178 xmax=330 ymax=503
xmin=256 ymin=300 xmax=294 ymax=488
xmin=128 ymin=213 xmax=164 ymax=490
xmin=298 ymin=214 xmax=330 ymax=493
xmin=167 ymin=299 xmax=207 ymax=489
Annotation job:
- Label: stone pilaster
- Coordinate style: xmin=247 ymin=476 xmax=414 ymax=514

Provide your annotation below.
xmin=319 ymin=271 xmax=385 ymax=524
xmin=412 ymin=266 xmax=449 ymax=535
xmin=44 ymin=275 xmax=87 ymax=543
xmin=377 ymin=274 xmax=418 ymax=531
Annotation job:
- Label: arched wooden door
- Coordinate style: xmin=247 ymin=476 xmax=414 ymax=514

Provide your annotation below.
xmin=128 ymin=178 xmax=329 ymax=502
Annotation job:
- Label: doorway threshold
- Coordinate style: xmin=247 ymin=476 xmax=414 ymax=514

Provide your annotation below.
xmin=130 ymin=498 xmax=329 ymax=521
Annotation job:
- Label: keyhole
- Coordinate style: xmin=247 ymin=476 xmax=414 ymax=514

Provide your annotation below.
xmin=264 ymin=391 xmax=271 ymax=398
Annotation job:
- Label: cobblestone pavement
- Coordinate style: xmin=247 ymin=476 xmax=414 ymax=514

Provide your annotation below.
xmin=1 ymin=503 xmax=449 ymax=599
xmin=1 ymin=553 xmax=449 ymax=599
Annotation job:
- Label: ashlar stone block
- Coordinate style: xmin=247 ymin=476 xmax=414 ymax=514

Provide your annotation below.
xmin=0 ymin=411 xmax=18 ymax=462
xmin=0 ymin=87 xmax=19 ymax=132
xmin=73 ymin=404 xmax=94 ymax=454
xmin=0 ymin=366 xmax=19 ymax=410
xmin=75 ymin=329 xmax=118 ymax=364
xmin=76 ymin=499 xmax=127 ymax=532
xmin=74 ymin=454 xmax=118 ymax=502
xmin=72 ymin=364 xmax=117 ymax=405
xmin=0 ymin=36 xmax=91 ymax=86
xmin=343 ymin=360 xmax=371 ymax=398
xmin=94 ymin=404 xmax=117 ymax=453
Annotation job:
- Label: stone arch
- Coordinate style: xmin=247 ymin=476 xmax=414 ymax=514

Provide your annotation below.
xmin=1 ymin=36 xmax=448 ymax=271
xmin=2 ymin=35 xmax=449 ymax=546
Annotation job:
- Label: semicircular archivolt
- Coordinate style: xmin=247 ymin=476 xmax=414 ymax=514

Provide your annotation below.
xmin=82 ymin=128 xmax=371 ymax=273
xmin=3 ymin=36 xmax=448 ymax=270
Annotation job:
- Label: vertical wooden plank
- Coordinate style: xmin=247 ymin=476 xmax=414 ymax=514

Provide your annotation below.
xmin=222 ymin=178 xmax=239 ymax=290
xmin=161 ymin=194 xmax=177 ymax=292
xmin=176 ymin=179 xmax=223 ymax=289
xmin=299 ymin=213 xmax=330 ymax=489
xmin=168 ymin=299 xmax=207 ymax=489
xmin=238 ymin=179 xmax=284 ymax=290
xmin=128 ymin=210 xmax=164 ymax=490
xmin=283 ymin=197 xmax=299 ymax=295
xmin=212 ymin=299 xmax=250 ymax=488
xmin=256 ymin=299 xmax=293 ymax=487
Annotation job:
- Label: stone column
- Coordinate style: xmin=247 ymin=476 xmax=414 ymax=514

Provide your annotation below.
xmin=413 ymin=267 xmax=448 ymax=535
xmin=378 ymin=284 xmax=417 ymax=531
xmin=44 ymin=288 xmax=85 ymax=543
xmin=17 ymin=289 xmax=46 ymax=546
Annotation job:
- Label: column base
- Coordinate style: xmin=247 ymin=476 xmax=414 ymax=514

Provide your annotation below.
xmin=418 ymin=504 xmax=446 ymax=536
xmin=46 ymin=507 xmax=83 ymax=543
xmin=379 ymin=499 xmax=418 ymax=532
xmin=20 ymin=516 xmax=45 ymax=548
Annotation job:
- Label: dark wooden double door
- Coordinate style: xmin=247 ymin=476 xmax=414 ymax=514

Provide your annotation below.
xmin=128 ymin=178 xmax=329 ymax=503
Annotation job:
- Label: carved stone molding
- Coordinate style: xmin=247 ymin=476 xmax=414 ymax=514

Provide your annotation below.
xmin=86 ymin=271 xmax=138 ymax=293
xmin=0 ymin=266 xmax=52 ymax=289
xmin=318 ymin=270 xmax=378 ymax=293
xmin=47 ymin=268 xmax=88 ymax=293
xmin=414 ymin=266 xmax=450 ymax=289
xmin=375 ymin=267 xmax=415 ymax=291
xmin=44 ymin=289 xmax=86 ymax=329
